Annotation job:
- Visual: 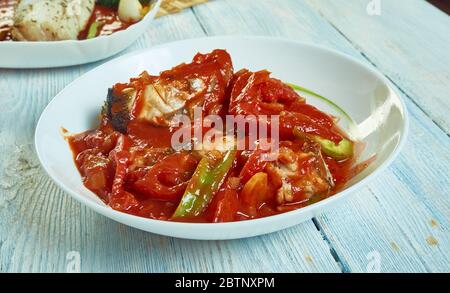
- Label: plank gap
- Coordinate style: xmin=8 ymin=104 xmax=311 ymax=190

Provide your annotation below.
xmin=190 ymin=7 xmax=209 ymax=35
xmin=312 ymin=218 xmax=350 ymax=273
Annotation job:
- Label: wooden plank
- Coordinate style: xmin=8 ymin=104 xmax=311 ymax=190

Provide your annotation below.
xmin=1 ymin=0 xmax=448 ymax=273
xmin=304 ymin=0 xmax=450 ymax=133
xmin=192 ymin=0 xmax=450 ymax=272
xmin=0 ymin=8 xmax=341 ymax=273
xmin=76 ymin=220 xmax=340 ymax=273
xmin=315 ymin=97 xmax=450 ymax=272
xmin=297 ymin=0 xmax=450 ymax=271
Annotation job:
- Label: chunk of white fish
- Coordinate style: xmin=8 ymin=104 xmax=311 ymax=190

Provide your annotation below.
xmin=137 ymin=78 xmax=205 ymax=126
xmin=107 ymin=77 xmax=206 ymax=131
xmin=273 ymin=146 xmax=334 ymax=205
xmin=12 ymin=0 xmax=95 ymax=41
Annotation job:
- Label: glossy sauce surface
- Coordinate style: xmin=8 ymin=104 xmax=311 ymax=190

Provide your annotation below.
xmin=68 ymin=118 xmax=355 ymax=222
xmin=78 ymin=5 xmax=134 ymax=40
xmin=67 ymin=50 xmax=362 ymax=223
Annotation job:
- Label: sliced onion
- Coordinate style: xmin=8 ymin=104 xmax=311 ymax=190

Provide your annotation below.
xmin=118 ymin=0 xmax=143 ymax=22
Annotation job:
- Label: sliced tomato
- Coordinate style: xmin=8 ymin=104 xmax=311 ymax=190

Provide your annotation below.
xmin=132 ymin=152 xmax=199 ymax=201
xmin=108 ymin=135 xmax=139 ymax=211
xmin=160 ymin=49 xmax=234 ymax=117
xmin=287 ymin=101 xmax=335 ymax=129
xmin=77 ymin=149 xmax=114 ymax=202
xmin=212 ymin=177 xmax=240 ymax=223
xmin=239 ymin=148 xmax=269 ymax=184
xmin=228 ymin=69 xmax=344 ymax=142
xmin=280 ymin=111 xmax=343 ymax=143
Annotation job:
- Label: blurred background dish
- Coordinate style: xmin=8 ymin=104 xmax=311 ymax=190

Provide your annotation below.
xmin=0 ymin=0 xmax=162 ymax=68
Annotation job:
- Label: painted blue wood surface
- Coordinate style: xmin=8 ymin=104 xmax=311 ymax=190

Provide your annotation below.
xmin=0 ymin=0 xmax=448 ymax=272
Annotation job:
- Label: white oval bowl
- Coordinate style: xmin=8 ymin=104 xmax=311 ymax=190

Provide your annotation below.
xmin=35 ymin=36 xmax=409 ymax=240
xmin=0 ymin=0 xmax=161 ymax=68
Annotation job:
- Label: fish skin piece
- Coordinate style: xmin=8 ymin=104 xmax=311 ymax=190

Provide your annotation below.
xmin=12 ymin=0 xmax=95 ymax=41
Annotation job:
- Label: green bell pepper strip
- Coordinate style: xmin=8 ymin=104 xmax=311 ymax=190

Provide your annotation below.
xmin=314 ymin=136 xmax=353 ymax=160
xmin=293 ymin=127 xmax=353 ymax=160
xmin=86 ymin=21 xmax=99 ymax=39
xmin=172 ymin=150 xmax=237 ymax=219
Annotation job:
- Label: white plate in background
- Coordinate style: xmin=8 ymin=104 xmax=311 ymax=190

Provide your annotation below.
xmin=35 ymin=36 xmax=409 ymax=239
xmin=0 ymin=0 xmax=161 ymax=68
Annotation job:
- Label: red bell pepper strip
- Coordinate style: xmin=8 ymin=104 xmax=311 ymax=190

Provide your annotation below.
xmin=213 ymin=177 xmax=240 ymax=223
xmin=109 ymin=135 xmax=139 ymax=211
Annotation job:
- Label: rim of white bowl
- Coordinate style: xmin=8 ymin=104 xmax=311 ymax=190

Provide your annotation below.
xmin=34 ymin=35 xmax=410 ymax=239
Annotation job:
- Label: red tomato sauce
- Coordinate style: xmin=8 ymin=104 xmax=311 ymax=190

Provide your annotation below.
xmin=68 ymin=114 xmax=356 ymax=223
xmin=66 ymin=50 xmax=365 ymax=223
xmin=78 ymin=5 xmax=135 ymax=40
xmin=0 ymin=0 xmax=17 ymax=41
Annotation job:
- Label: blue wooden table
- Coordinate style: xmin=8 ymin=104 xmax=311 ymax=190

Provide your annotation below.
xmin=0 ymin=0 xmax=449 ymax=273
